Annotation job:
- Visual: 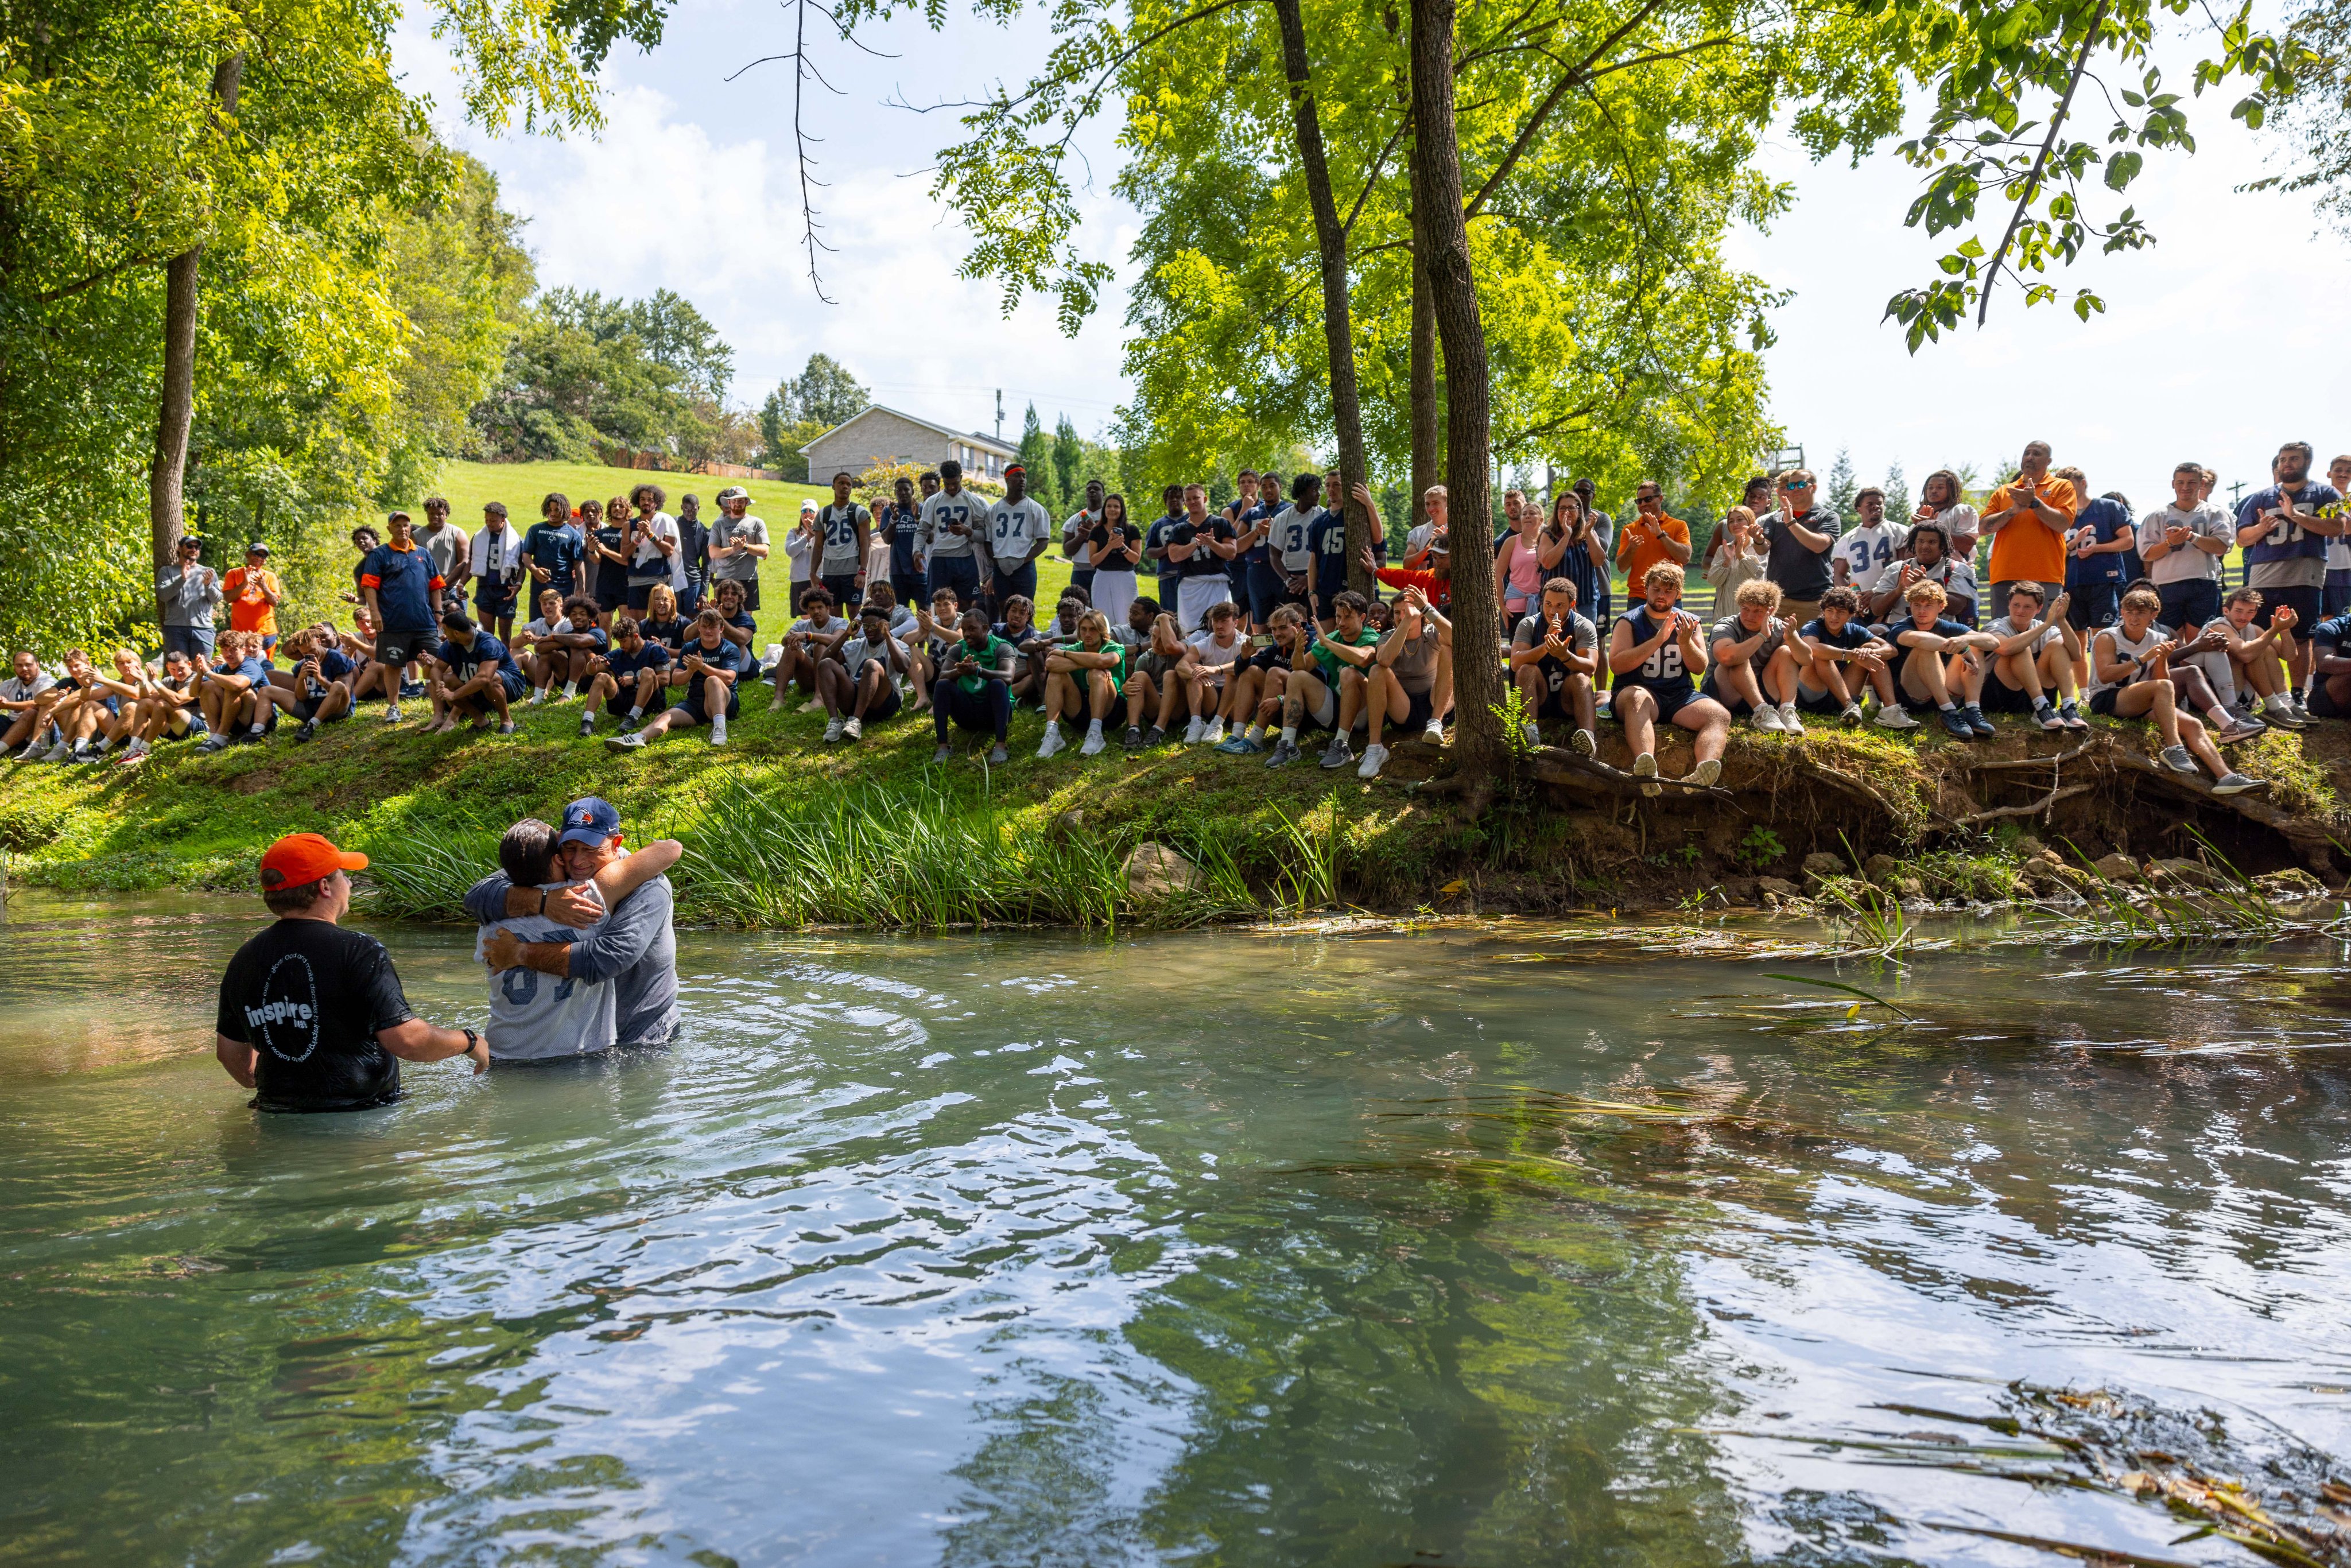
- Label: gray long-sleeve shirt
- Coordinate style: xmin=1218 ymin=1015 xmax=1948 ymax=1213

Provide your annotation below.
xmin=464 ymin=871 xmax=678 ymax=1047
xmin=156 ymin=563 xmax=223 ymax=628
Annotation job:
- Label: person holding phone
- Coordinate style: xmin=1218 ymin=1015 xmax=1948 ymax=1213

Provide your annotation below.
xmin=1509 ymin=577 xmax=1601 ymax=755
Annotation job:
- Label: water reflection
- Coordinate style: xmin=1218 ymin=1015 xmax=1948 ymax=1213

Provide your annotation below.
xmin=0 ymin=896 xmax=2342 ymax=1565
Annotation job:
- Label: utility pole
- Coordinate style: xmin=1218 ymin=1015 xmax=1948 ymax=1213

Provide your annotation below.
xmin=995 ymin=389 xmax=1004 ymax=443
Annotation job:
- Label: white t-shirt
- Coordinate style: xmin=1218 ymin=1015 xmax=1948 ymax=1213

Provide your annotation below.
xmin=1273 ymin=505 xmax=1319 ymax=572
xmin=476 ymin=882 xmax=614 ymax=1061
xmin=1186 ymin=628 xmax=1247 ymax=671
xmin=836 ymin=632 xmax=905 ymax=677
xmin=629 ymin=511 xmax=684 ymax=588
xmin=919 ymin=490 xmax=988 ymax=558
xmin=988 ymin=497 xmax=1053 ymax=564
xmin=2137 ymin=504 xmax=2233 ymax=586
xmin=1836 ymin=522 xmax=1902 ymax=587
xmin=2088 ymin=622 xmax=2167 ymax=698
xmin=0 ymin=673 xmax=55 ymax=704
xmin=1985 ymin=614 xmax=2063 ymax=654
xmin=1866 ymin=555 xmax=1978 ymax=614
xmin=785 ymin=614 xmax=844 ymax=643
xmin=522 ymin=616 xmax=571 ymax=642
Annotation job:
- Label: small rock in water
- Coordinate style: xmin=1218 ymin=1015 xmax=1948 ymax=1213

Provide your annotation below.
xmin=1756 ymin=876 xmax=1803 ymax=901
xmin=2254 ymin=867 xmax=2329 ymax=900
xmin=2148 ymin=857 xmax=2216 ymax=888
xmin=2093 ymin=852 xmax=2141 ymax=884
xmin=1801 ymin=851 xmax=1844 ymax=880
xmin=1123 ymin=842 xmax=1202 ymax=902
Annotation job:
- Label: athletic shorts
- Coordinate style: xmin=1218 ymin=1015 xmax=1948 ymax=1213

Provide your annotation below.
xmin=2257 ymin=585 xmax=2322 ymax=638
xmin=1793 ymin=683 xmax=1847 ymax=716
xmin=1611 ymin=681 xmax=1698 ymax=725
xmin=856 ymin=683 xmax=905 ymax=724
xmin=675 ymin=684 xmax=743 ymax=725
xmin=2065 ymin=580 xmax=2120 ymax=634
xmin=892 ymin=571 xmax=928 ymax=607
xmin=475 ymin=581 xmax=519 ymax=622
xmin=626 ymin=581 xmax=664 ymax=611
xmin=712 ymin=575 xmax=761 ymax=613
xmin=288 ymin=694 xmax=347 ymax=724
xmin=823 ymin=570 xmax=864 ymax=611
xmin=594 ymin=575 xmax=628 ymax=615
xmin=2157 ymin=578 xmax=2222 ymax=631
xmin=451 ymin=670 xmax=527 ymax=709
xmin=606 ymin=687 xmax=668 ymax=722
xmin=375 ymin=627 xmax=433 ymax=667
xmin=1527 ymin=658 xmax=1583 ymax=721
xmin=1978 ymin=667 xmax=2036 ymax=714
xmin=1400 ymin=687 xmax=1436 ymax=732
xmin=2309 ymin=677 xmax=2351 ymax=719
xmin=1697 ymin=674 xmax=1756 ymax=718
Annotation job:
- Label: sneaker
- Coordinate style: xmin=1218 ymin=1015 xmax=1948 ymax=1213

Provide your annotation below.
xmin=1216 ymin=733 xmax=1264 ymax=755
xmin=1202 ymin=719 xmax=1227 ymax=746
xmin=2214 ymin=717 xmax=2267 ymax=744
xmin=620 ymin=713 xmax=641 ymax=734
xmin=1080 ymin=725 xmax=1107 ymax=756
xmin=707 ymin=725 xmax=727 ymax=747
xmin=2212 ymin=772 xmax=2269 ymax=796
xmin=1356 ymin=743 xmax=1390 ymax=779
xmin=2035 ymin=704 xmax=2065 ymax=732
xmin=1318 ymin=735 xmax=1354 ymax=769
xmin=987 ymin=743 xmax=1009 ymax=765
xmin=1521 ymin=721 xmax=1541 ymax=750
xmin=1038 ymin=724 xmax=1065 ymax=759
xmin=1570 ymin=727 xmax=1596 ymax=757
xmin=1840 ymin=704 xmax=1865 ymax=727
xmin=1266 ymin=738 xmax=1301 ymax=768
xmin=2058 ymin=700 xmax=2088 ymax=731
xmin=1685 ymin=757 xmax=1722 ymax=788
xmin=824 ymin=717 xmax=845 ymax=742
xmin=844 ymin=716 xmax=863 ymax=740
xmin=2159 ymin=743 xmax=2198 ymax=774
xmin=1422 ymin=718 xmax=1445 ymax=744
xmin=1124 ymin=725 xmax=1145 ymax=750
xmin=399 ymin=680 xmax=425 ymax=700
xmin=1183 ymin=716 xmax=1206 ymax=744
xmin=383 ymin=705 xmax=403 ymax=724
xmin=233 ymin=728 xmax=264 ymax=745
xmin=1938 ymin=707 xmax=1975 ymax=739
xmin=196 ymin=734 xmax=229 ymax=754
xmin=499 ymin=720 xmax=517 ymax=735
xmin=1631 ymin=751 xmax=1660 ymax=797
xmin=1142 ymin=725 xmax=1164 ymax=747
xmin=1752 ymin=704 xmax=1787 ymax=734
xmin=1872 ymin=704 xmax=1919 ymax=730
xmin=1778 ymin=702 xmax=1807 ymax=736
xmin=933 ymin=743 xmax=953 ymax=763
xmin=294 ymin=720 xmax=319 ymax=744
xmin=1962 ymin=704 xmax=1995 ymax=737
xmin=605 ymin=733 xmax=645 ymax=752
xmin=13 ymin=743 xmax=41 ymax=761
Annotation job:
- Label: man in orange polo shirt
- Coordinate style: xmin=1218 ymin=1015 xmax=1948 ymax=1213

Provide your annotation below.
xmin=1613 ymin=480 xmax=1692 ymax=603
xmin=1983 ymin=440 xmax=2078 ymax=611
xmin=222 ymin=542 xmax=285 ymax=654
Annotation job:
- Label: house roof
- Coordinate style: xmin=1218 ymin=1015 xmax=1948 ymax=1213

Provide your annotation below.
xmin=800 ymin=404 xmax=1019 ymax=458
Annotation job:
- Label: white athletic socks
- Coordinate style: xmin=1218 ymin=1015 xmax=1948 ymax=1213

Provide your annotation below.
xmin=710 ymin=715 xmax=728 ymax=743
xmin=1279 ymin=724 xmax=1297 ymax=744
xmin=561 ymin=681 xmax=578 ymax=698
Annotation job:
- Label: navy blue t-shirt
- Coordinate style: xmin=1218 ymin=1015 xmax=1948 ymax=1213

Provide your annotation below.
xmin=606 ymin=641 xmax=672 ymax=681
xmin=522 ymin=522 xmax=584 ymax=596
xmin=432 ymin=631 xmax=522 ymax=684
xmin=360 ymin=541 xmax=444 ymax=632
xmin=2066 ymin=496 xmax=2133 ymax=588
xmin=297 ymin=649 xmax=355 ymax=699
xmin=1801 ymin=616 xmax=1875 ymax=653
xmin=1239 ymin=502 xmax=1275 ymax=566
xmin=1309 ymin=508 xmax=1349 ymax=601
xmin=1146 ymin=513 xmax=1185 ymax=597
xmin=638 ymin=616 xmax=686 ymax=652
xmin=879 ymin=502 xmax=924 ymax=578
xmin=677 ymin=636 xmax=748 ymax=678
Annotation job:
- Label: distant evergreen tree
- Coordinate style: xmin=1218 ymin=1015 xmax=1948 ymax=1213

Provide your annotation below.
xmin=1825 ymin=447 xmax=1859 ymax=519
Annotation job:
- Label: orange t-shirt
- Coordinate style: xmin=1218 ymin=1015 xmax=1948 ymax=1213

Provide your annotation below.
xmin=222 ymin=566 xmax=283 ymax=635
xmin=1984 ymin=476 xmax=2077 ymax=585
xmin=1615 ymin=513 xmax=1691 ymax=589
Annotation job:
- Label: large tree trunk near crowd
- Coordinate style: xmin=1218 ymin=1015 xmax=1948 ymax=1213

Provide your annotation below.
xmin=1407 ymin=187 xmax=1441 ymax=531
xmin=1271 ymin=0 xmax=1376 ymax=597
xmin=1408 ymin=0 xmax=1504 ymax=790
xmin=149 ymin=51 xmax=243 ymax=608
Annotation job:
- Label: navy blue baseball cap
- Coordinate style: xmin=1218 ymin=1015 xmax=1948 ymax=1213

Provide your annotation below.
xmin=558 ymin=797 xmax=623 ymax=848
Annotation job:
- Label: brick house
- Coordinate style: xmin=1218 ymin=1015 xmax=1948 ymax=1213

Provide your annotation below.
xmin=800 ymin=405 xmax=1018 ymax=483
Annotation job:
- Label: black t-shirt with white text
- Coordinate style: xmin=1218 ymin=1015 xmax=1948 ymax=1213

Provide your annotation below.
xmin=214 ymin=919 xmax=417 ymax=1112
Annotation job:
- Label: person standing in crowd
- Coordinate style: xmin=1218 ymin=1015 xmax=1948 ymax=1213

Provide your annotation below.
xmin=1165 ymin=482 xmax=1236 ymax=632
xmin=1982 ymin=439 xmax=2077 ymax=609
xmin=1607 ymin=562 xmax=1728 ymax=792
xmin=2139 ymin=460 xmax=2233 ymax=633
xmin=1233 ymin=470 xmax=1283 ymax=629
xmin=1833 ymin=487 xmax=1900 ymax=592
xmin=987 ymin=464 xmax=1053 ymax=616
xmin=216 ymin=833 xmax=487 ymax=1112
xmin=418 ymin=496 xmax=471 ymax=616
xmin=2237 ymin=440 xmax=2345 ymax=708
xmin=1913 ymin=469 xmax=1982 ymax=560
xmin=1270 ymin=473 xmax=1321 ymax=615
xmin=583 ymin=497 xmax=633 ymax=623
xmin=624 ymin=483 xmax=681 ymax=621
xmin=918 ymin=459 xmax=989 ymax=610
xmin=816 ymin=471 xmax=872 ymax=612
xmin=1508 ymin=576 xmax=1600 ymax=754
xmin=931 ymin=608 xmax=1017 ymax=764
xmin=1061 ymin=478 xmax=1107 ymax=604
xmin=2055 ymin=465 xmax=2132 ymax=645
xmin=223 ymin=541 xmax=284 ymax=655
xmin=1759 ymin=469 xmax=1840 ymax=627
xmin=157 ymin=534 xmax=223 ymax=660
xmin=1705 ymin=506 xmax=1770 ymax=602
xmin=1224 ymin=469 xmax=1268 ymax=623
xmin=1405 ymin=484 xmax=1449 ymax=567
xmin=471 ymin=501 xmax=526 ymax=643
xmin=607 ymin=608 xmax=742 ymax=750
xmin=1308 ymin=483 xmax=1349 ymax=626
xmin=673 ymin=492 xmax=711 ymax=614
xmin=1083 ymin=492 xmax=1143 ymax=627
xmin=1613 ymin=480 xmax=1693 ymax=615
xmin=472 ymin=797 xmax=680 ymax=1051
xmin=2322 ymin=453 xmax=2351 ymax=616
xmin=421 ymin=610 xmax=524 ymax=736
xmin=1142 ymin=482 xmax=1188 ymax=614
xmin=524 ymin=493 xmax=583 ymax=601
xmin=783 ymin=498 xmax=817 ymax=610
xmin=707 ymin=486 xmax=770 ymax=615
xmin=879 ymin=475 xmax=928 ymax=610
xmin=360 ymin=510 xmax=445 ymax=725
xmin=1571 ymin=478 xmax=1616 ymax=628
xmin=1496 ymin=496 xmax=1570 ymax=632
xmin=2087 ymin=588 xmax=2267 ymax=793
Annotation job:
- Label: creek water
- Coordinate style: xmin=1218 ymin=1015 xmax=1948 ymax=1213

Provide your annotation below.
xmin=0 ymin=892 xmax=2345 ymax=1566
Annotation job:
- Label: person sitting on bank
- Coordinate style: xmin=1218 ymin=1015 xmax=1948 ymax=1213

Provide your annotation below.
xmin=1978 ymin=582 xmax=2091 ymax=732
xmin=475 ymin=818 xmax=682 ymax=1063
xmin=607 ymin=608 xmax=743 ymax=751
xmin=1702 ymin=578 xmax=1810 ymax=736
xmin=1359 ymin=584 xmax=1450 ymax=778
xmin=470 ymin=797 xmax=680 ymax=1050
xmin=1793 ymin=584 xmax=1907 ymax=729
xmin=772 ymin=587 xmax=848 ymax=712
xmin=261 ymin=624 xmax=356 ymax=743
xmin=931 ymin=608 xmax=1017 ymax=764
xmin=2088 ymin=587 xmax=2267 ymax=794
xmin=0 ymin=648 xmax=56 ymax=757
xmin=215 ymin=832 xmax=487 ymax=1112
xmin=820 ymin=603 xmax=910 ymax=743
xmin=579 ymin=615 xmax=672 ymax=738
xmin=1267 ymin=588 xmax=1381 ymax=771
xmin=115 ymin=648 xmax=207 ymax=762
xmin=421 ymin=611 xmax=525 ymax=736
xmin=194 ymin=632 xmax=275 ymax=752
xmin=1881 ymin=579 xmax=2001 ymax=739
xmin=2214 ymin=588 xmax=2306 ymax=728
xmin=1607 ymin=561 xmax=1729 ymax=793
xmin=1038 ymin=608 xmax=1128 ymax=758
xmin=523 ymin=595 xmax=607 ymax=704
xmin=1509 ymin=576 xmax=1600 ymax=755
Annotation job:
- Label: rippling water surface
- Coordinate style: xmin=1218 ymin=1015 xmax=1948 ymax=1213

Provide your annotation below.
xmin=0 ymin=892 xmax=2346 ymax=1566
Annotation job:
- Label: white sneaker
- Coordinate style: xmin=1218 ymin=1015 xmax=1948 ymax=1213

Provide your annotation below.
xmin=1873 ymin=706 xmax=1921 ymax=730
xmin=1080 ymin=725 xmax=1107 ymax=756
xmin=1357 ymin=743 xmax=1390 ymax=779
xmin=1570 ymin=728 xmax=1595 ymax=756
xmin=1183 ymin=716 xmax=1206 ymax=744
xmin=1778 ymin=701 xmax=1806 ymax=736
xmin=383 ymin=705 xmax=402 ymax=724
xmin=1840 ymin=704 xmax=1865 ymax=727
xmin=1686 ymin=757 xmax=1722 ymax=788
xmin=708 ymin=722 xmax=728 ymax=747
xmin=1038 ymin=723 xmax=1065 ymax=759
xmin=823 ymin=717 xmax=845 ymax=742
xmin=843 ymin=716 xmax=862 ymax=740
xmin=40 ymin=739 xmax=70 ymax=762
xmin=1631 ymin=751 xmax=1660 ymax=797
xmin=527 ymin=689 xmax=546 ymax=706
xmin=1422 ymin=719 xmax=1445 ymax=744
xmin=1202 ymin=719 xmax=1226 ymax=745
xmin=1752 ymin=704 xmax=1787 ymax=733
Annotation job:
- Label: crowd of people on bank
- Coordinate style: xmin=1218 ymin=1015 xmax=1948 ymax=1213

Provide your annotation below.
xmin=9 ymin=440 xmax=2348 ymax=790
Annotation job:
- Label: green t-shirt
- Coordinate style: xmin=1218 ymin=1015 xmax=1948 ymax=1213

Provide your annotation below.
xmin=1310 ymin=627 xmax=1380 ymax=682
xmin=953 ymin=634 xmax=1011 ymax=694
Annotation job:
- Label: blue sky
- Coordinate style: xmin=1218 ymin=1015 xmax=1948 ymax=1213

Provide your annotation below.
xmin=398 ymin=1 xmax=2351 ymax=509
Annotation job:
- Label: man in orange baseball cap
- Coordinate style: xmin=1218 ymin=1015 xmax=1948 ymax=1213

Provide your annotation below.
xmin=213 ymin=832 xmax=487 ymax=1112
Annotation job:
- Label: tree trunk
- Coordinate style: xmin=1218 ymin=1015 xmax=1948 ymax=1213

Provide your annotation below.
xmin=1409 ymin=0 xmax=1504 ymax=782
xmin=1271 ymin=0 xmax=1376 ymax=596
xmin=1408 ymin=185 xmax=1440 ymax=541
xmin=150 ymin=51 xmax=243 ymax=611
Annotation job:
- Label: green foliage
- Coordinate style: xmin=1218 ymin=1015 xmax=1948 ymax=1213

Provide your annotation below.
xmin=1825 ymin=447 xmax=1859 ymax=519
xmin=1015 ymin=402 xmax=1064 ymax=515
xmin=1733 ymin=824 xmax=1787 ymax=872
xmin=754 ymin=354 xmax=867 ymax=477
xmin=468 ymin=286 xmax=736 ymax=464
xmin=1884 ymin=460 xmax=1912 ymax=522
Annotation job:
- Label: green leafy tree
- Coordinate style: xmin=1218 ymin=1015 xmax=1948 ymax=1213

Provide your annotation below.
xmin=1052 ymin=416 xmax=1084 ymax=513
xmin=1015 ymin=402 xmax=1061 ymax=514
xmin=782 ymin=353 xmax=868 ymax=425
